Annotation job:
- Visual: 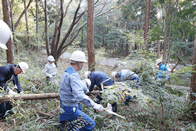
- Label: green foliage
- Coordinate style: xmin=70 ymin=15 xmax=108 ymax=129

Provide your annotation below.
xmin=169 ymin=41 xmax=194 ymax=64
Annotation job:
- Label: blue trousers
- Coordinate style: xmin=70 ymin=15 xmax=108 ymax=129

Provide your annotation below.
xmin=0 ymin=102 xmax=13 ymax=119
xmin=60 ymin=104 xmax=95 ymax=131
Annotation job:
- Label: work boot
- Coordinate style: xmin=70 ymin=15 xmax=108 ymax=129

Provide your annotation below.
xmin=124 ymin=99 xmax=129 ymax=106
xmin=59 ymin=121 xmax=65 ymax=131
xmin=112 ymin=102 xmax=117 ymax=112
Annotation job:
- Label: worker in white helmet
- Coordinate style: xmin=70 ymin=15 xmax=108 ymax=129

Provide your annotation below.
xmin=44 ymin=55 xmax=58 ymax=85
xmin=155 ymin=59 xmax=170 ymax=85
xmin=59 ymin=50 xmax=104 ymax=130
xmin=0 ymin=62 xmax=29 ymax=119
xmin=0 ymin=20 xmax=12 ymax=50
xmin=82 ymin=79 xmax=91 ymax=91
xmin=111 ymin=70 xmax=140 ymax=87
xmin=84 ymin=71 xmax=117 ymax=112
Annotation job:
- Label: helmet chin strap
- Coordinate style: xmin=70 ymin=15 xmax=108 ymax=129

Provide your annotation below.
xmin=76 ymin=62 xmax=82 ymax=71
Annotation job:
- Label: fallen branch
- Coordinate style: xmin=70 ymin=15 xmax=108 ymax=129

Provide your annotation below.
xmin=37 ymin=110 xmax=54 ymax=119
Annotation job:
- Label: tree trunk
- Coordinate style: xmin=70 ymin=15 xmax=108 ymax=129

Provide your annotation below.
xmin=144 ymin=0 xmax=150 ymax=50
xmin=126 ymin=43 xmax=129 ymax=56
xmin=45 ymin=0 xmax=50 ymax=55
xmin=190 ymin=35 xmax=196 ymax=121
xmin=87 ymin=0 xmax=95 ymax=71
xmin=24 ymin=0 xmax=30 ymax=50
xmin=81 ymin=28 xmax=84 ymax=51
xmin=36 ymin=0 xmax=39 ymax=46
xmin=10 ymin=0 xmax=18 ymax=54
xmin=163 ymin=0 xmax=171 ymax=64
xmin=2 ymin=0 xmax=14 ymax=64
xmin=157 ymin=40 xmax=161 ymax=58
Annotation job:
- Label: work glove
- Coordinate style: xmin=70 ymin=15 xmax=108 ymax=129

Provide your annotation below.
xmin=86 ymin=89 xmax=89 ymax=93
xmin=93 ymin=103 xmax=104 ymax=112
xmin=106 ymin=103 xmax=112 ymax=112
xmin=49 ymin=74 xmax=53 ymax=78
xmin=8 ymin=89 xmax=17 ymax=95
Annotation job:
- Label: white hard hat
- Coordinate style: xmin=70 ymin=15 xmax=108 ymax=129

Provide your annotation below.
xmin=18 ymin=62 xmax=29 ymax=73
xmin=156 ymin=59 xmax=162 ymax=65
xmin=0 ymin=20 xmax=12 ymax=49
xmin=48 ymin=55 xmax=55 ymax=61
xmin=111 ymin=71 xmax=118 ymax=78
xmin=70 ymin=50 xmax=87 ymax=62
xmin=82 ymin=79 xmax=91 ymax=88
xmin=84 ymin=71 xmax=91 ymax=78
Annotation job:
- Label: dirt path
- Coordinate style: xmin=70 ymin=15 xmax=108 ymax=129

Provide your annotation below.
xmin=170 ymin=85 xmax=190 ymax=91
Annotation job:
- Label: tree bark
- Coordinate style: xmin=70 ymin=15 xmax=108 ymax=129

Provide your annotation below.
xmin=190 ymin=35 xmax=196 ymax=121
xmin=2 ymin=0 xmax=14 ymax=64
xmin=157 ymin=41 xmax=161 ymax=58
xmin=36 ymin=0 xmax=39 ymax=44
xmin=0 ymin=91 xmax=99 ymax=102
xmin=0 ymin=93 xmax=59 ymax=102
xmin=81 ymin=28 xmax=84 ymax=51
xmin=126 ymin=43 xmax=129 ymax=56
xmin=45 ymin=0 xmax=50 ymax=55
xmin=163 ymin=0 xmax=171 ymax=63
xmin=144 ymin=0 xmax=150 ymax=50
xmin=87 ymin=0 xmax=95 ymax=71
xmin=10 ymin=0 xmax=18 ymax=54
xmin=24 ymin=0 xmax=30 ymax=49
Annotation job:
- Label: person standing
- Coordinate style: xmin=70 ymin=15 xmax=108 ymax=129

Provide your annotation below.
xmin=44 ymin=55 xmax=58 ymax=85
xmin=59 ymin=50 xmax=104 ymax=130
xmin=0 ymin=62 xmax=29 ymax=119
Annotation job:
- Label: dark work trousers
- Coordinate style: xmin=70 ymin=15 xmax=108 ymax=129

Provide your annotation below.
xmin=0 ymin=102 xmax=13 ymax=119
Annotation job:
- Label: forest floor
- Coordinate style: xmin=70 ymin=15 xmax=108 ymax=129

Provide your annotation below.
xmin=0 ymin=49 xmax=191 ymax=130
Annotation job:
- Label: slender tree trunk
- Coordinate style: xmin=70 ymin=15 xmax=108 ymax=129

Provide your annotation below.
xmin=144 ymin=0 xmax=150 ymax=50
xmin=10 ymin=0 xmax=18 ymax=54
xmin=9 ymin=0 xmax=14 ymax=31
xmin=36 ymin=0 xmax=39 ymax=47
xmin=81 ymin=28 xmax=84 ymax=51
xmin=163 ymin=0 xmax=171 ymax=63
xmin=126 ymin=43 xmax=129 ymax=56
xmin=24 ymin=0 xmax=30 ymax=49
xmin=2 ymin=0 xmax=14 ymax=64
xmin=157 ymin=41 xmax=161 ymax=58
xmin=190 ymin=35 xmax=196 ymax=121
xmin=87 ymin=0 xmax=95 ymax=71
xmin=45 ymin=0 xmax=50 ymax=55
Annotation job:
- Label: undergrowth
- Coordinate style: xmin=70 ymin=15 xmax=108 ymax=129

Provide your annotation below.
xmin=0 ymin=48 xmax=195 ymax=130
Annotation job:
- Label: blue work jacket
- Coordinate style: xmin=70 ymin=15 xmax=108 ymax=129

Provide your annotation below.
xmin=155 ymin=63 xmax=170 ymax=79
xmin=89 ymin=71 xmax=114 ymax=92
xmin=118 ymin=69 xmax=140 ymax=82
xmin=0 ymin=64 xmax=22 ymax=93
xmin=59 ymin=66 xmax=95 ymax=107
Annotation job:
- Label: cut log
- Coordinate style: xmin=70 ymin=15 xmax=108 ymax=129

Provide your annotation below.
xmin=0 ymin=91 xmax=99 ymax=102
xmin=0 ymin=93 xmax=59 ymax=102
